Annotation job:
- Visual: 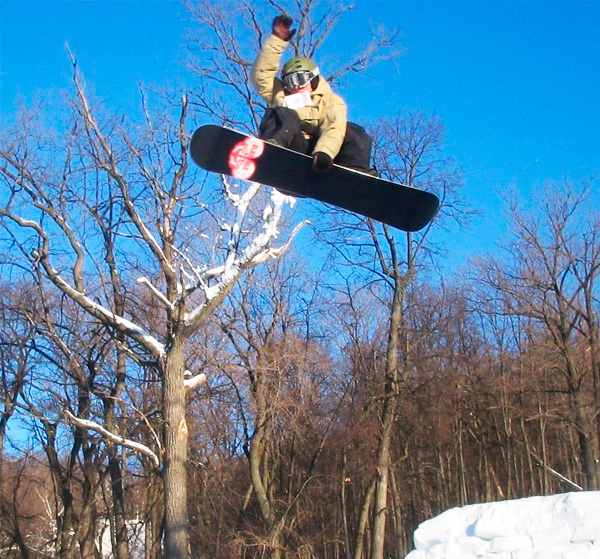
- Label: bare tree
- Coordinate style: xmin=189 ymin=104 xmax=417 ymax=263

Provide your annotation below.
xmin=0 ymin=44 xmax=305 ymax=557
xmin=472 ymin=181 xmax=600 ymax=490
xmin=208 ymin=259 xmax=334 ymax=558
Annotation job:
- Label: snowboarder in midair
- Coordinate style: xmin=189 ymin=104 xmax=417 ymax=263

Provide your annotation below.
xmin=251 ymin=15 xmax=374 ymax=174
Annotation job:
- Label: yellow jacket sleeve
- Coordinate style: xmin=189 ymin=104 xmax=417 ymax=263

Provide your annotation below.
xmin=251 ymin=34 xmax=288 ymax=104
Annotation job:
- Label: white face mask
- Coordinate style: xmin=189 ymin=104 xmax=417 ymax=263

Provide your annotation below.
xmin=283 ymin=88 xmax=312 ymax=109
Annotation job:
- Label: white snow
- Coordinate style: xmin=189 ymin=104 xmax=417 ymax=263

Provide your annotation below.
xmin=98 ymin=518 xmax=144 ymax=559
xmin=405 ymin=491 xmax=600 ymax=559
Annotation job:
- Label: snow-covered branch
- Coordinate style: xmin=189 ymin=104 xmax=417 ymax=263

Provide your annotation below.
xmin=137 ymin=276 xmax=175 ymax=311
xmin=0 ymin=204 xmax=165 ymax=358
xmin=249 ymin=218 xmax=311 ymax=265
xmin=37 ymin=262 xmax=166 ymax=359
xmin=183 ymin=370 xmax=208 ymax=391
xmin=182 ymin=185 xmax=308 ymax=333
xmin=64 ymin=410 xmax=160 ymax=469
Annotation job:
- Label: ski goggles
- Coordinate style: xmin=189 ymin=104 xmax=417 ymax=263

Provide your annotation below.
xmin=282 ymin=67 xmax=320 ymax=91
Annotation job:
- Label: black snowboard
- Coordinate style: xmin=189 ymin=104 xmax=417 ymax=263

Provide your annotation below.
xmin=190 ymin=125 xmax=439 ymax=232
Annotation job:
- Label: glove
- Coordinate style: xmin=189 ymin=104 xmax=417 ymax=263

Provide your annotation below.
xmin=312 ymin=152 xmax=333 ymax=173
xmin=272 ymin=15 xmax=296 ymax=41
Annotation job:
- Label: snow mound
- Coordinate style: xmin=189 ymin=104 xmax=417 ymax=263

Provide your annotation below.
xmin=405 ymin=491 xmax=600 ymax=559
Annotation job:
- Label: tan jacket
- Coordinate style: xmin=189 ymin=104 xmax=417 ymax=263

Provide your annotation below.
xmin=251 ymin=34 xmax=347 ymax=160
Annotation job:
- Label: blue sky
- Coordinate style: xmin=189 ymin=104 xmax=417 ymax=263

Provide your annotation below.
xmin=1 ymin=0 xmax=599 ymax=270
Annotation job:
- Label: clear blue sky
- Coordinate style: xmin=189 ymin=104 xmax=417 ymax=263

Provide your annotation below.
xmin=1 ymin=0 xmax=599 ymax=269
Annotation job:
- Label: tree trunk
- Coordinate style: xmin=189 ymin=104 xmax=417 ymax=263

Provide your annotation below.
xmin=145 ymin=471 xmax=164 ymax=559
xmin=572 ymin=389 xmax=598 ymax=490
xmin=353 ymin=477 xmax=376 ymax=559
xmin=163 ymin=338 xmax=189 ymax=559
xmin=563 ymin=338 xmax=598 ymax=490
xmin=370 ymin=278 xmax=403 ymax=559
xmin=340 ymin=451 xmax=351 ymax=559
xmin=104 ymin=348 xmax=131 ymax=559
xmin=108 ymin=454 xmax=131 ymax=559
xmin=244 ymin=349 xmax=284 ymax=559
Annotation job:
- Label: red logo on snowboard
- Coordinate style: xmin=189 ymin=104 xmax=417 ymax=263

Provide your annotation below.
xmin=228 ymin=137 xmax=265 ymax=180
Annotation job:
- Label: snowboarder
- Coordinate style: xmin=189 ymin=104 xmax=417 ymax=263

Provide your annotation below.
xmin=251 ymin=15 xmax=374 ymax=174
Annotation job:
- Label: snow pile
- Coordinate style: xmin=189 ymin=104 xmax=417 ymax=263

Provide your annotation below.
xmin=405 ymin=491 xmax=600 ymax=559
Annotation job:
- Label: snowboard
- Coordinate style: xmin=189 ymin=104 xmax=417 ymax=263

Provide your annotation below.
xmin=190 ymin=125 xmax=439 ymax=232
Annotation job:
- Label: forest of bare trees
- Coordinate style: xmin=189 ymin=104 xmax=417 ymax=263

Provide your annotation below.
xmin=1 ymin=1 xmax=599 ymax=559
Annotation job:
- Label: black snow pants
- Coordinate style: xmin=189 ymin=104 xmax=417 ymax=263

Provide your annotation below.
xmin=257 ymin=106 xmax=372 ymax=171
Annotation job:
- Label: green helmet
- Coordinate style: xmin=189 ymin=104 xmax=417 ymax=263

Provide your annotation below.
xmin=282 ymin=57 xmax=317 ymax=77
xmin=281 ymin=57 xmax=320 ymax=92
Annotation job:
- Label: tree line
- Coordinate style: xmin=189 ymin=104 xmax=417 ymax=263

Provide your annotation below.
xmin=1 ymin=1 xmax=598 ymax=558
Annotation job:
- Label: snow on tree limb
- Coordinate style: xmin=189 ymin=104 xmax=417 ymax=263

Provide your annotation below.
xmin=137 ymin=277 xmax=176 ymax=311
xmin=21 ymin=229 xmax=166 ymax=357
xmin=64 ymin=410 xmax=161 ymax=469
xmin=183 ymin=185 xmax=308 ymax=333
xmin=183 ymin=371 xmax=208 ymax=391
xmin=0 ymin=206 xmax=166 ymax=359
xmin=249 ymin=218 xmax=311 ymax=265
xmin=35 ymin=253 xmax=166 ymax=357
